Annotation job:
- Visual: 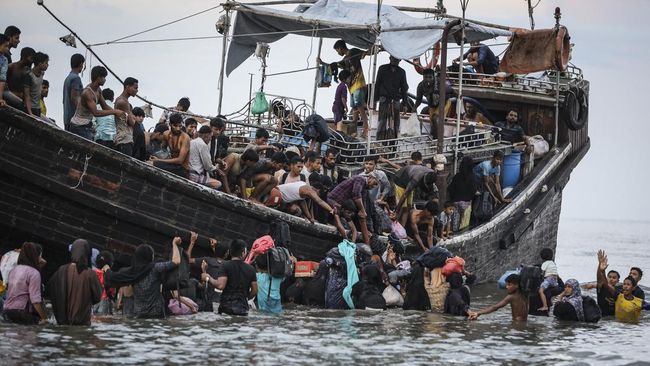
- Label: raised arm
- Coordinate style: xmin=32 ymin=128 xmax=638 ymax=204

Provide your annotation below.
xmin=186 ymin=231 xmax=198 ymax=264
xmin=597 ymin=250 xmax=615 ymax=294
xmin=171 ymin=236 xmax=182 ymax=265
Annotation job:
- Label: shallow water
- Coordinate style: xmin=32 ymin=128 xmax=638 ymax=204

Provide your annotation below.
xmin=1 ymin=218 xmax=649 ymax=365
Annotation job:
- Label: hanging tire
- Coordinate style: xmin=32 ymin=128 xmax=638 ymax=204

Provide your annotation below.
xmin=562 ymin=86 xmax=588 ymax=130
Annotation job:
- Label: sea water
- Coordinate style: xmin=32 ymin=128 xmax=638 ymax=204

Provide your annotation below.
xmin=1 ymin=218 xmax=648 ymax=365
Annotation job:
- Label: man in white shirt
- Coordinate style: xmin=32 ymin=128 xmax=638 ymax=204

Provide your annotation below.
xmin=188 ymin=126 xmax=222 ymax=189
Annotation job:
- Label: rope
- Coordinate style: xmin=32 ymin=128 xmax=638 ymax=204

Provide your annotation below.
xmin=89 ymin=5 xmax=222 ymax=46
xmin=70 ymin=154 xmax=92 ymax=189
xmin=306 ymin=24 xmax=318 ymax=69
xmin=266 ymin=66 xmax=318 ymax=77
xmin=90 ymin=25 xmax=366 ymax=46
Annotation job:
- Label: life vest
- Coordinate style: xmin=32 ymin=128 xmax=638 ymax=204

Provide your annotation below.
xmin=413 ymin=42 xmax=441 ymax=75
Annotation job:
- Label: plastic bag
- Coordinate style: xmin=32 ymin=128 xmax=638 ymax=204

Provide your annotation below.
xmin=251 ymin=91 xmax=269 ymax=115
xmin=400 ymin=113 xmax=421 ymax=137
xmin=382 ymin=285 xmax=404 ymax=307
xmin=529 ymin=135 xmax=549 ymax=158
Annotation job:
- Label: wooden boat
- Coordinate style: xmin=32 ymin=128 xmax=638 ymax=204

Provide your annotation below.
xmin=0 ymin=1 xmax=590 ymax=282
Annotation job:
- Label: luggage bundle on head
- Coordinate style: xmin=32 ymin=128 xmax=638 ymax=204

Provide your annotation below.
xmin=416 ymin=246 xmax=453 ymax=270
xmin=518 ymin=265 xmax=543 ymax=294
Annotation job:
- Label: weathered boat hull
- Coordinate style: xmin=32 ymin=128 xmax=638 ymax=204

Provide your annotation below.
xmin=0 ymin=107 xmax=588 ymax=281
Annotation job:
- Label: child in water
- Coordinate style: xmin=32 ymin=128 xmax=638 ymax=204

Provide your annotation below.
xmin=538 ymin=247 xmax=558 ymax=311
xmin=468 ymin=274 xmax=529 ymax=321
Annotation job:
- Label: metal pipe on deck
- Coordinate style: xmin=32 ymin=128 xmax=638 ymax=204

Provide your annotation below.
xmin=312 ymin=37 xmax=323 ymax=110
xmin=437 ymin=19 xmax=462 ymax=154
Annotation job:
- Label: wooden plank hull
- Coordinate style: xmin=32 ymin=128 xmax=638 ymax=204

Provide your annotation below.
xmin=0 ymin=107 xmax=589 ymax=281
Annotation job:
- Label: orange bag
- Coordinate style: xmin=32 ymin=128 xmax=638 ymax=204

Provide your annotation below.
xmin=441 ymin=256 xmax=465 ymax=277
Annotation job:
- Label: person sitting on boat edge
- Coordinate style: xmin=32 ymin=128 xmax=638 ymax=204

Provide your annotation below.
xmin=244 ymin=127 xmax=278 ymax=159
xmin=202 ymin=239 xmax=258 ymax=316
xmin=473 ymin=150 xmax=512 ymax=205
xmin=69 ymin=66 xmax=125 ymax=141
xmin=453 ymin=41 xmax=499 ymax=75
xmin=188 ymin=125 xmax=222 ymax=189
xmin=150 ymin=113 xmax=191 ymax=178
xmin=327 ymin=174 xmax=379 ymax=244
xmin=184 ymin=118 xmax=198 ymax=140
xmin=238 ymin=149 xmax=279 ymax=203
xmin=468 ymin=273 xmax=529 ymax=321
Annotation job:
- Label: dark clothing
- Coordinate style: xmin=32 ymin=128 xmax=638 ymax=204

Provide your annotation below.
xmin=132 ymin=123 xmax=147 ymax=161
xmin=394 ymin=165 xmax=436 ymax=192
xmin=209 ymin=134 xmax=230 ymax=163
xmin=115 ymin=142 xmax=134 ymax=157
xmin=377 ymin=100 xmax=400 ymax=140
xmin=634 ymin=286 xmax=645 ymax=300
xmin=218 ymin=259 xmax=257 ymax=316
xmin=403 ymin=263 xmax=431 ymax=311
xmin=553 ymin=301 xmax=579 ymax=321
xmin=302 ymin=264 xmax=327 ymax=307
xmin=240 ymin=159 xmax=274 ymax=181
xmin=494 ymin=121 xmax=525 ymax=143
xmin=47 ymin=239 xmax=102 ymax=326
xmin=69 ymin=123 xmax=94 ymax=141
xmin=444 ymin=273 xmax=471 ymax=316
xmin=153 ymin=161 xmax=189 ymax=178
xmin=375 ymin=64 xmax=409 ymax=102
xmin=97 ymin=139 xmax=114 ymax=149
xmin=415 ymin=79 xmax=439 ymax=108
xmin=597 ymin=285 xmax=617 ymax=316
xmin=352 ymin=264 xmax=386 ymax=310
xmin=337 ymin=48 xmax=364 ymax=74
xmin=132 ymin=261 xmax=176 ymax=318
xmin=327 ymin=175 xmax=367 ymax=206
xmin=2 ymin=309 xmax=39 ymax=324
xmin=448 ymin=170 xmax=477 ymax=202
xmin=463 ymin=44 xmax=499 ymax=74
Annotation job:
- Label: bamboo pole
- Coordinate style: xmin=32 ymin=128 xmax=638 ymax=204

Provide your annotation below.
xmin=437 ymin=19 xmax=462 ymax=154
xmin=454 ymin=2 xmax=468 ymax=174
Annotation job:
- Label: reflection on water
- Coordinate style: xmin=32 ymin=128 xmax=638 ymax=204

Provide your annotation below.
xmin=1 ymin=219 xmax=649 ymax=365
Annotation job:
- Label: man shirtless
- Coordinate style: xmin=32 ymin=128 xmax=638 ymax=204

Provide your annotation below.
xmin=408 ymin=200 xmax=437 ymax=251
xmin=151 ymin=113 xmax=190 ymax=178
xmin=468 ymin=274 xmax=529 ymax=321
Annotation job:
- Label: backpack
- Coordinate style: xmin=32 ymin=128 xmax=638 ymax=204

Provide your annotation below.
xmin=582 ymin=295 xmax=602 ymax=323
xmin=270 ymin=219 xmax=291 ymax=248
xmin=267 ymin=246 xmax=294 ymax=278
xmin=518 ymin=265 xmax=543 ymax=294
xmin=473 ymin=190 xmax=493 ymax=222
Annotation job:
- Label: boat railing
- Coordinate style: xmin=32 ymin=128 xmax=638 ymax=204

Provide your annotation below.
xmin=446 ymin=65 xmax=585 ymax=97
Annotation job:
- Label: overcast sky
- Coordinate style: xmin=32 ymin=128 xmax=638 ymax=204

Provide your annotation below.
xmin=2 ymin=0 xmax=649 ymax=221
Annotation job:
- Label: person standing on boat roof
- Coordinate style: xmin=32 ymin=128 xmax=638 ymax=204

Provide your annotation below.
xmin=150 ymin=113 xmax=191 ymax=178
xmin=69 ymin=66 xmax=125 ymax=140
xmin=375 ymin=56 xmax=409 ymax=140
xmin=114 ymin=77 xmax=138 ymax=157
xmin=453 ymin=41 xmax=499 ymax=75
xmin=318 ymin=40 xmax=370 ymax=138
xmin=62 ymin=53 xmax=85 ymax=131
xmin=473 ymin=150 xmax=512 ymax=205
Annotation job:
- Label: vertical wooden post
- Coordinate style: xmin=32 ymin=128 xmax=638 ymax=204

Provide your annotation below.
xmin=437 ymin=19 xmax=461 ymax=154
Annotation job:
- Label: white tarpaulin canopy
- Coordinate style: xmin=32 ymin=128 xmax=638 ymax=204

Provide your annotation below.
xmin=226 ymin=0 xmax=511 ymax=75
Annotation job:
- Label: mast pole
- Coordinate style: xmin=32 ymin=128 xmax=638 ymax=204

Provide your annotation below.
xmin=217 ymin=1 xmax=232 ymax=115
xmin=311 ymin=37 xmax=323 ymax=110
xmin=527 ymin=0 xmax=536 ymax=30
xmin=554 ymin=7 xmax=561 ymax=147
xmin=367 ymin=0 xmax=382 ymax=155
xmin=437 ymin=19 xmax=462 ymax=154
xmin=454 ymin=1 xmax=468 ymax=174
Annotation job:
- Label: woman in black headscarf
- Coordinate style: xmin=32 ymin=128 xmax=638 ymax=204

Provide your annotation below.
xmin=447 ymin=156 xmax=477 ymax=231
xmin=444 ymin=272 xmax=471 ymax=316
xmin=47 ymin=239 xmax=102 ymax=325
xmin=352 ymin=263 xmax=387 ymax=310
xmin=105 ymin=238 xmax=181 ymax=318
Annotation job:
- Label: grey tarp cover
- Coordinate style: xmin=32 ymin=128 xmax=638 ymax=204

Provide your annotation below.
xmin=226 ymin=0 xmax=511 ymax=76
